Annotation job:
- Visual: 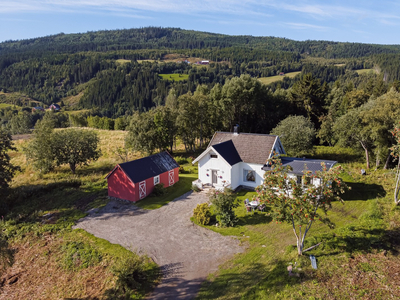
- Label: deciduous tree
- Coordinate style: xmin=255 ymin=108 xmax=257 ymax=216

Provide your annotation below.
xmin=256 ymin=156 xmax=348 ymax=255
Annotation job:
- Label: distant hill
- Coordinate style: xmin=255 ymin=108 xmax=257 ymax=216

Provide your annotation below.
xmin=1 ymin=27 xmax=400 ymax=117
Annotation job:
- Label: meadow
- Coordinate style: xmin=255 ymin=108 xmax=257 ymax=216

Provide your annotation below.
xmin=2 ymin=128 xmax=399 ymax=299
xmin=258 ymin=71 xmax=301 ymax=85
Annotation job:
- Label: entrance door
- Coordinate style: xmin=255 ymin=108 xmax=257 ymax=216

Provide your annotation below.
xmin=211 ymin=170 xmax=218 ymax=186
xmin=139 ymin=181 xmax=146 ymax=199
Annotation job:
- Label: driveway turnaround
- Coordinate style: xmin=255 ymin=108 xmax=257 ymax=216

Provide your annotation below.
xmin=74 ymin=190 xmax=243 ymax=299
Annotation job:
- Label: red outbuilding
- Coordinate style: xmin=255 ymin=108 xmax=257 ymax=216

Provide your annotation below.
xmin=106 ymin=151 xmax=179 ymax=202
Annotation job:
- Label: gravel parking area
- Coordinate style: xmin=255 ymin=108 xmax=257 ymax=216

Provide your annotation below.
xmin=74 ymin=190 xmax=243 ymax=299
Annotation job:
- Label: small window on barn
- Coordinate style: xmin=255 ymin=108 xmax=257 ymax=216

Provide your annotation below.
xmin=243 ymin=170 xmax=255 ymax=182
xmin=154 ymin=175 xmax=160 ymax=185
xmin=210 ymin=154 xmax=218 ymax=159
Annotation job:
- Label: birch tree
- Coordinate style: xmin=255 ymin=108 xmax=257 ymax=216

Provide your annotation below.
xmin=391 ymin=123 xmax=400 ymax=205
xmin=255 ymin=156 xmax=348 ymax=255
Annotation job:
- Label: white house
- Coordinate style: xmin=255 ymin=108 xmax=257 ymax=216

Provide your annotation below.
xmin=192 ymin=130 xmax=337 ymax=191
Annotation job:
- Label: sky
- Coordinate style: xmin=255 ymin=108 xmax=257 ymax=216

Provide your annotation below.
xmin=1 ymin=0 xmax=400 ymax=44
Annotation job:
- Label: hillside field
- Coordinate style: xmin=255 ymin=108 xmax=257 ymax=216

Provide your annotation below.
xmin=258 ymin=71 xmax=301 ymax=85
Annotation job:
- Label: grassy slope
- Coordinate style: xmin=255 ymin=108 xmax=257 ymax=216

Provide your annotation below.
xmin=2 ymin=129 xmax=158 ymax=299
xmin=159 ymin=73 xmax=189 ymax=81
xmin=196 ymin=146 xmax=399 ymax=300
xmin=258 ymin=71 xmax=301 ymax=85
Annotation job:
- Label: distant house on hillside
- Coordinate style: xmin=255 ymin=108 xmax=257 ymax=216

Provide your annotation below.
xmin=279 ymin=72 xmax=285 ymax=76
xmin=48 ymin=103 xmax=61 ymax=111
xmin=106 ymin=151 xmax=179 ymax=202
xmin=32 ymin=106 xmax=45 ymax=112
xmin=192 ymin=126 xmax=336 ymax=191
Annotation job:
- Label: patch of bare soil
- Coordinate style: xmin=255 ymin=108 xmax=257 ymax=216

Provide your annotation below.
xmin=0 ymin=234 xmax=114 ymax=299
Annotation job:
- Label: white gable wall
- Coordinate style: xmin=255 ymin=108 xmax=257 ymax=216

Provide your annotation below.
xmin=197 ymin=150 xmax=232 ymax=187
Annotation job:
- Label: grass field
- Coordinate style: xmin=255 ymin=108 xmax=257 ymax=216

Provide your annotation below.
xmin=116 ymin=59 xmax=132 ymax=64
xmin=159 ymin=73 xmax=189 ymax=81
xmin=258 ymin=71 xmax=301 ymax=85
xmin=0 ymin=103 xmax=19 ymax=109
xmin=3 ymin=129 xmax=162 ymax=299
xmin=356 ymin=68 xmax=376 ymax=75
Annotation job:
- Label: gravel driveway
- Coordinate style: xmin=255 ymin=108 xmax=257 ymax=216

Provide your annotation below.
xmin=74 ymin=190 xmax=243 ymax=299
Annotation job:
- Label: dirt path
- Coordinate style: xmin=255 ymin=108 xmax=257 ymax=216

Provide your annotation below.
xmin=74 ymin=191 xmax=243 ymax=299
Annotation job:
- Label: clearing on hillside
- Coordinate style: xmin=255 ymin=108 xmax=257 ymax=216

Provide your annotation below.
xmin=258 ymin=71 xmax=301 ymax=85
xmin=159 ymin=74 xmax=189 ymax=81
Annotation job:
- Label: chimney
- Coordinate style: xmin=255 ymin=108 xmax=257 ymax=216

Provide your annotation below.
xmin=233 ymin=124 xmax=239 ymax=135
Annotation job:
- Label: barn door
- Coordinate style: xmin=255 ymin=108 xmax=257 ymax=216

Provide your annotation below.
xmin=168 ymin=170 xmax=175 ymax=186
xmin=212 ymin=170 xmax=218 ymax=186
xmin=139 ymin=181 xmax=146 ymax=199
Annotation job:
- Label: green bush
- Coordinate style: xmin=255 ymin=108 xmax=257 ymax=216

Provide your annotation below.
xmin=151 ymin=183 xmax=165 ymax=196
xmin=209 ymin=189 xmax=239 ymax=227
xmin=175 ymin=156 xmax=189 ymax=165
xmin=193 ymin=203 xmax=211 ymax=225
xmin=107 ymin=253 xmax=161 ymax=299
xmin=61 ymin=241 xmax=102 ymax=270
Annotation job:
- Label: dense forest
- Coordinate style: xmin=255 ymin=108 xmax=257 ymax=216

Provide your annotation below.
xmin=1 ymin=26 xmax=400 ymax=168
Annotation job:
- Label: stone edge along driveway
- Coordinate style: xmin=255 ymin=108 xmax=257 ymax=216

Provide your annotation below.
xmin=73 ymin=190 xmax=244 ymax=299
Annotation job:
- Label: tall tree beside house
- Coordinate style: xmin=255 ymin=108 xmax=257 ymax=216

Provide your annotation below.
xmin=290 ymin=73 xmax=328 ymax=127
xmin=51 ymin=129 xmax=101 ymax=174
xmin=256 ymin=156 xmax=348 ymax=255
xmin=176 ymin=93 xmax=200 ymax=152
xmin=270 ymin=115 xmax=315 ymax=157
xmin=333 ymin=106 xmax=373 ymax=169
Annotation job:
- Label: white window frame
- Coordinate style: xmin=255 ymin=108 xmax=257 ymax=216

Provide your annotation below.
xmin=243 ymin=169 xmax=256 ymax=182
xmin=154 ymin=175 xmax=160 ymax=185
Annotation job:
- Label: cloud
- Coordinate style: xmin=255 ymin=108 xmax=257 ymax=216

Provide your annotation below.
xmin=283 ymin=22 xmax=328 ymax=31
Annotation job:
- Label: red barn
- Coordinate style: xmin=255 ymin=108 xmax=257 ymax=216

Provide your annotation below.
xmin=106 ymin=151 xmax=179 ymax=202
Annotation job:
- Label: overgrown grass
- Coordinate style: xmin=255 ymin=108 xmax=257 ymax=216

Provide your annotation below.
xmin=356 ymin=68 xmax=376 ymax=75
xmin=159 ymin=73 xmax=189 ymax=81
xmin=258 ymin=71 xmax=301 ymax=85
xmin=195 ymin=147 xmax=398 ymax=299
xmin=2 ymin=128 xmax=160 ymax=299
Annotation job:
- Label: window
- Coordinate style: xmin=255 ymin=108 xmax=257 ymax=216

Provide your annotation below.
xmin=296 ymin=176 xmax=302 ymax=184
xmin=154 ymin=175 xmax=160 ymax=185
xmin=243 ymin=170 xmax=256 ymax=182
xmin=210 ymin=154 xmax=218 ymax=158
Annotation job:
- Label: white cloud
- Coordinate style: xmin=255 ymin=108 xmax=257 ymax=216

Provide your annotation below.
xmin=283 ymin=22 xmax=328 ymax=31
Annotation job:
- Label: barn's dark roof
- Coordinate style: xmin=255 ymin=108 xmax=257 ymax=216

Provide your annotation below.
xmin=110 ymin=151 xmax=179 ymax=183
xmin=212 ymin=140 xmax=242 ymax=166
xmin=262 ymin=157 xmax=337 ymax=175
xmin=208 ymin=132 xmax=280 ymax=164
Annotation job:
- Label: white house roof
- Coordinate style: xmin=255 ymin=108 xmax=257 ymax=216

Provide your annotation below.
xmin=208 ymin=132 xmax=285 ymax=165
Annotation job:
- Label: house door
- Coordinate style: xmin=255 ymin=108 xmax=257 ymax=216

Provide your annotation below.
xmin=168 ymin=170 xmax=175 ymax=186
xmin=139 ymin=181 xmax=146 ymax=199
xmin=212 ymin=170 xmax=218 ymax=186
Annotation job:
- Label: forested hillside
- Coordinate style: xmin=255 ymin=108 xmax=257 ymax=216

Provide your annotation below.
xmin=2 ymin=26 xmax=400 ymax=168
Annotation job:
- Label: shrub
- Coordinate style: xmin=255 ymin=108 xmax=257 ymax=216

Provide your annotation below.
xmin=61 ymin=241 xmax=102 ymax=270
xmin=107 ymin=253 xmax=161 ymax=298
xmin=175 ymin=156 xmax=189 ymax=165
xmin=209 ymin=189 xmax=239 ymax=227
xmin=151 ymin=183 xmax=165 ymax=196
xmin=193 ymin=203 xmax=211 ymax=225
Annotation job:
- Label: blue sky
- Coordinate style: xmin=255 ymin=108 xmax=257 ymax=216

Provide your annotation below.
xmin=1 ymin=1 xmax=400 ymax=44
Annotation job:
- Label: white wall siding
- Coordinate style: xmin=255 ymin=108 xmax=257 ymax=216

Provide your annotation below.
xmin=197 ymin=151 xmax=232 ymax=186
xmin=231 ymin=163 xmax=241 ymax=190
xmin=239 ymin=162 xmax=265 ymax=189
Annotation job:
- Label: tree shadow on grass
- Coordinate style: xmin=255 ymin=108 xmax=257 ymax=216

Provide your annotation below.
xmin=342 ymin=182 xmax=386 ymax=201
xmin=197 ymin=260 xmax=303 ymax=300
xmin=307 ymin=227 xmax=400 ymax=258
xmin=236 ymin=210 xmax=272 ymax=226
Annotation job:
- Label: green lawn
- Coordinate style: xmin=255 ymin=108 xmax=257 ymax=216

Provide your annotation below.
xmin=258 ymin=71 xmax=301 ymax=85
xmin=0 ymin=103 xmax=19 ymax=108
xmin=159 ymin=73 xmax=189 ymax=81
xmin=135 ymin=173 xmax=197 ymax=210
xmin=195 ymin=152 xmax=396 ymax=299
